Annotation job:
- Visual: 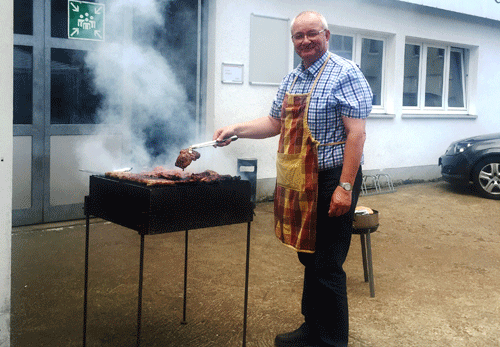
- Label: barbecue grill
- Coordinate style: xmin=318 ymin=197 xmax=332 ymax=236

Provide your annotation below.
xmin=83 ymin=174 xmax=255 ymax=346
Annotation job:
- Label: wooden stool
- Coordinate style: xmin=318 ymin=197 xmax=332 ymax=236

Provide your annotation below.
xmin=353 ymin=209 xmax=379 ymax=298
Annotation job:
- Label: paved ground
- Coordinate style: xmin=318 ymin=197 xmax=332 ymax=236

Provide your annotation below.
xmin=10 ymin=181 xmax=500 ymax=347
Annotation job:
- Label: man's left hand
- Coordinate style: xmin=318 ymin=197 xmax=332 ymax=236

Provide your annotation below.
xmin=328 ymin=186 xmax=352 ymax=217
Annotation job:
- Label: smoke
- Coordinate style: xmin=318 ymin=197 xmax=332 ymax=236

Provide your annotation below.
xmin=80 ymin=0 xmax=200 ymax=172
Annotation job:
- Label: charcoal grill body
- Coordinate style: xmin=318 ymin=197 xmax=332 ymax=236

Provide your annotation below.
xmin=87 ymin=175 xmax=254 ymax=234
xmin=83 ymin=175 xmax=255 ymax=347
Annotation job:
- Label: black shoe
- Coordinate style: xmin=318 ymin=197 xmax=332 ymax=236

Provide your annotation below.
xmin=275 ymin=323 xmax=314 ymax=347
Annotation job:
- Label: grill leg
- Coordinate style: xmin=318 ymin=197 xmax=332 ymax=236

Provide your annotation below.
xmin=242 ymin=222 xmax=251 ymax=347
xmin=181 ymin=230 xmax=189 ymax=325
xmin=137 ymin=234 xmax=145 ymax=346
xmin=83 ymin=210 xmax=90 ymax=347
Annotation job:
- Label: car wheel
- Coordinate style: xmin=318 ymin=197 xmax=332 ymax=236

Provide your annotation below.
xmin=472 ymin=156 xmax=500 ymax=200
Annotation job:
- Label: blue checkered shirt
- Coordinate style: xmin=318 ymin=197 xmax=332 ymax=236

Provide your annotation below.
xmin=270 ymin=51 xmax=373 ymax=171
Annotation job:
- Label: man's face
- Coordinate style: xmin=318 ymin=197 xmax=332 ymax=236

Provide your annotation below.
xmin=291 ymin=13 xmax=330 ymax=68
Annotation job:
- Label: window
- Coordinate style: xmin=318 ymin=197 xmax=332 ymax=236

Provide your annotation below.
xmin=403 ymin=42 xmax=467 ymax=111
xmin=360 ymin=38 xmax=384 ymax=107
xmin=14 ymin=46 xmax=33 ymax=124
xmin=294 ymin=31 xmax=386 ymax=108
xmin=330 ymin=33 xmax=384 ymax=107
xmin=50 ymin=48 xmax=103 ymax=124
xmin=330 ymin=34 xmax=353 ymax=60
xmin=51 ymin=0 xmax=69 ymax=38
xmin=14 ymin=0 xmax=33 ymax=35
xmin=448 ymin=49 xmax=465 ymax=108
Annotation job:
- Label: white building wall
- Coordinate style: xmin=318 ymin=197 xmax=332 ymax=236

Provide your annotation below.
xmin=0 ymin=0 xmax=13 ymax=345
xmin=206 ymin=0 xmax=500 ymax=193
xmin=396 ymin=0 xmax=500 ymax=22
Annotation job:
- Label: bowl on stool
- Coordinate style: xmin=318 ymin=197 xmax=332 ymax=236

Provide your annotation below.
xmin=353 ymin=208 xmax=379 ymax=229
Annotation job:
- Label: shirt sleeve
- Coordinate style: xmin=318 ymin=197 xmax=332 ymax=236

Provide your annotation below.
xmin=269 ymin=73 xmax=295 ymax=119
xmin=334 ymin=65 xmax=373 ymax=119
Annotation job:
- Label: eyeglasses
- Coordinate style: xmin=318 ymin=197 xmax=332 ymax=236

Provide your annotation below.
xmin=291 ymin=29 xmax=327 ymax=41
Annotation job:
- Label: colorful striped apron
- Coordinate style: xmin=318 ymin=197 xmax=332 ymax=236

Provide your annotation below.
xmin=274 ymin=54 xmax=343 ymax=253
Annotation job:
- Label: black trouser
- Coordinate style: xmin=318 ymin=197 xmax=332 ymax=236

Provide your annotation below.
xmin=298 ymin=166 xmax=363 ymax=347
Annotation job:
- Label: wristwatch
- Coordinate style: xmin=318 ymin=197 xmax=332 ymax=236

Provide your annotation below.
xmin=339 ymin=182 xmax=353 ymax=191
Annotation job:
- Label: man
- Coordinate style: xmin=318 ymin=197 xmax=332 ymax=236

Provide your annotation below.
xmin=213 ymin=11 xmax=372 ymax=347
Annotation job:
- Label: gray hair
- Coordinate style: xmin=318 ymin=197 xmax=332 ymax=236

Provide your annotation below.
xmin=290 ymin=11 xmax=328 ymax=32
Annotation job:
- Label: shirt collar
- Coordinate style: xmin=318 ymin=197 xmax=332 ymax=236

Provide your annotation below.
xmin=299 ymin=51 xmax=329 ymax=77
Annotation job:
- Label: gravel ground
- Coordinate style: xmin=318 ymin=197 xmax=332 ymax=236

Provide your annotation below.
xmin=10 ymin=181 xmax=500 ymax=347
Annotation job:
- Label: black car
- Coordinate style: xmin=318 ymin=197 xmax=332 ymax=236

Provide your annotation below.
xmin=439 ymin=133 xmax=500 ymax=200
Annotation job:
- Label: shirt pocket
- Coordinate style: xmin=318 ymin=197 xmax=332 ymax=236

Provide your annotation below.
xmin=276 ymin=152 xmax=304 ymax=192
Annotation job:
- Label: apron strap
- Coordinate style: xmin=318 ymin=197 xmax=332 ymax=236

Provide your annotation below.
xmin=318 ymin=141 xmax=346 ymax=147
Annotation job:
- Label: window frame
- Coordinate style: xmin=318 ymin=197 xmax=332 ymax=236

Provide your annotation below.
xmin=403 ymin=40 xmax=469 ymax=115
xmin=328 ymin=28 xmax=387 ymax=113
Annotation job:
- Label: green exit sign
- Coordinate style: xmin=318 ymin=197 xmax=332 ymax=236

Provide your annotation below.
xmin=68 ymin=1 xmax=105 ymax=41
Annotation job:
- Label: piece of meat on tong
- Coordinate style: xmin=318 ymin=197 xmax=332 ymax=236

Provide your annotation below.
xmin=175 ymin=135 xmax=238 ymax=170
xmin=175 ymin=149 xmax=201 ymax=170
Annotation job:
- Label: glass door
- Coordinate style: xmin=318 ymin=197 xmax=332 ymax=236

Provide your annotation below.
xmin=13 ymin=0 xmax=207 ymax=226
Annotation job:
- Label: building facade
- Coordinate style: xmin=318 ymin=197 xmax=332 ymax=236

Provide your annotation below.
xmin=207 ymin=0 xmax=500 ymax=193
xmin=10 ymin=0 xmax=500 ymax=229
xmin=2 ymin=0 xmax=500 ymax=344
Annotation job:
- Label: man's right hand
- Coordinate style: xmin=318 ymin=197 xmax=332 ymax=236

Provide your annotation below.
xmin=213 ymin=126 xmax=237 ymax=146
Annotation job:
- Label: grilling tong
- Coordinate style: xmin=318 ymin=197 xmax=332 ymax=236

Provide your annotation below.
xmin=188 ymin=135 xmax=238 ymax=153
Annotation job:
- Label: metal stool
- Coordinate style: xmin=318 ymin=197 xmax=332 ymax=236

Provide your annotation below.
xmin=352 ymin=209 xmax=379 ymax=297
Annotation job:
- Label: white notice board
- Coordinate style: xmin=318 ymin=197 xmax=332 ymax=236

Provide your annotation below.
xmin=222 ymin=63 xmax=244 ymax=84
xmin=249 ymin=14 xmax=289 ymax=86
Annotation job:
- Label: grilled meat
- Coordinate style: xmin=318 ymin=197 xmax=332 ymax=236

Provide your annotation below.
xmin=105 ymin=167 xmax=234 ymax=186
xmin=175 ymin=149 xmax=201 ymax=170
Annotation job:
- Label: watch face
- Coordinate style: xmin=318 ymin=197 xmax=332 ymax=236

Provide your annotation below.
xmin=340 ymin=182 xmax=352 ymax=191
